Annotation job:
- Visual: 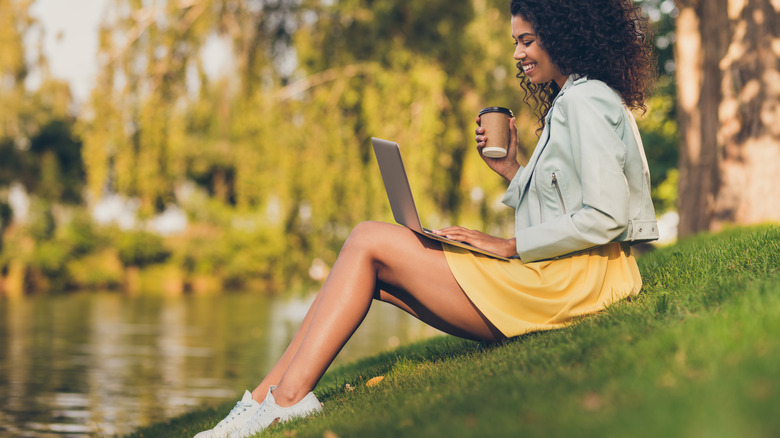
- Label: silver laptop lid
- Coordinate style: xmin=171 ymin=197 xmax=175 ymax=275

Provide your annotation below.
xmin=371 ymin=137 xmax=426 ymax=232
xmin=371 ymin=137 xmax=511 ymax=261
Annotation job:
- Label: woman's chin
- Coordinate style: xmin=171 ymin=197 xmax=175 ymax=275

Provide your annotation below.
xmin=519 ymin=73 xmax=542 ymax=85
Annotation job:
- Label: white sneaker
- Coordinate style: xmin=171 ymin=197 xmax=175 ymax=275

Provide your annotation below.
xmin=229 ymin=385 xmax=322 ymax=438
xmin=193 ymin=390 xmax=262 ymax=438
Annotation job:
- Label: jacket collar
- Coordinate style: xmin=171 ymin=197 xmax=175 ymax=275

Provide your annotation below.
xmin=516 ymin=74 xmax=586 ymax=203
xmin=560 ymin=74 xmax=578 ymax=92
xmin=551 ymin=74 xmax=584 ymax=107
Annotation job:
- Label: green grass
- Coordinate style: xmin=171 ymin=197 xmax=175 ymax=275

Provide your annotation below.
xmin=127 ymin=225 xmax=780 ymax=438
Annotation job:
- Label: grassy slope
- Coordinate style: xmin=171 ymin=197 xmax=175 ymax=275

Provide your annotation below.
xmin=128 ymin=225 xmax=780 ymax=438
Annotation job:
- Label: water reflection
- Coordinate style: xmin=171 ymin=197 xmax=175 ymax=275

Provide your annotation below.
xmin=0 ymin=292 xmax=440 ymax=437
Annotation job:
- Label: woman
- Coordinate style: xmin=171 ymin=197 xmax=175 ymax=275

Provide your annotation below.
xmin=195 ymin=0 xmax=657 ymax=436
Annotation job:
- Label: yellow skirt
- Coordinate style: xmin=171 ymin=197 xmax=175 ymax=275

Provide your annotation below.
xmin=442 ymin=242 xmax=642 ymax=337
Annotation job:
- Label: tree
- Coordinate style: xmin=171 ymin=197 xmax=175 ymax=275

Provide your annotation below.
xmin=1 ymin=0 xmax=33 ymax=190
xmin=79 ymin=0 xmax=301 ymax=214
xmin=674 ymin=0 xmax=779 ymax=236
xmin=1 ymin=0 xmax=83 ymax=207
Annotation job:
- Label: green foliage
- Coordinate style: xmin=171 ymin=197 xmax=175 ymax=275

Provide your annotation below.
xmin=65 ymin=249 xmax=124 ymax=289
xmin=116 ymin=229 xmax=170 ymax=267
xmin=0 ymin=82 xmax=84 ymax=206
xmin=164 ymin=221 xmax=293 ymax=292
xmin=219 ymin=229 xmax=286 ymax=289
xmin=32 ymin=239 xmax=70 ymax=278
xmin=0 ymin=0 xmax=31 ymax=140
xmin=1 ymin=0 xmax=87 ymax=265
xmin=635 ymin=0 xmax=680 ymax=213
xmin=57 ymin=210 xmax=102 ymax=257
xmin=128 ymin=226 xmax=780 ymax=438
xmin=25 ymin=199 xmax=56 ymax=241
xmin=635 ymin=76 xmax=679 ymax=213
xmin=652 ymin=168 xmax=678 ymax=215
xmin=29 ymin=117 xmax=85 ymax=204
xmin=0 ymin=207 xmax=116 ymax=291
xmin=1 ymin=10 xmax=84 ymax=203
xmin=0 ymin=199 xmax=10 ymax=229
xmin=79 ymin=0 xmax=535 ymax=239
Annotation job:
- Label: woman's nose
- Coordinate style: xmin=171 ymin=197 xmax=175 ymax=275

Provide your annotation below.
xmin=514 ymin=46 xmax=525 ymax=60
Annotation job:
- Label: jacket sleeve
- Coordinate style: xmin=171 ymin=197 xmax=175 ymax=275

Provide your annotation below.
xmin=514 ymin=91 xmax=630 ymax=262
xmin=501 ymin=165 xmax=526 ymax=210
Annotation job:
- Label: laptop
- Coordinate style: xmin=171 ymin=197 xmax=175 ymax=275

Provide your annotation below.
xmin=371 ymin=137 xmax=510 ymax=261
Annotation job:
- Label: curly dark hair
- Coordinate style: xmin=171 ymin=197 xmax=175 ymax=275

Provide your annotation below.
xmin=510 ymin=0 xmax=656 ymax=132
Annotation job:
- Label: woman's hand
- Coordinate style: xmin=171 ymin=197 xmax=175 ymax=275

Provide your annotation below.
xmin=432 ymin=226 xmax=518 ymax=258
xmin=475 ymin=116 xmax=521 ymax=182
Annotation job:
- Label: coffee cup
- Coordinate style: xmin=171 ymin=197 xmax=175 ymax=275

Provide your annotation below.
xmin=478 ymin=107 xmax=514 ymax=158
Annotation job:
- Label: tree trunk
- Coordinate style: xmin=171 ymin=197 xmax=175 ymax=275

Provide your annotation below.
xmin=675 ymin=0 xmax=780 ymax=237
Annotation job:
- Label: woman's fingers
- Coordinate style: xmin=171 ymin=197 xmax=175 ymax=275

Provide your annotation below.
xmin=433 ymin=226 xmax=479 ymax=242
xmin=475 ymin=116 xmax=486 ymax=148
xmin=432 ymin=227 xmax=514 ymax=257
xmin=507 ymin=117 xmax=518 ymax=154
xmin=474 ymin=117 xmax=485 ymax=147
xmin=433 ymin=226 xmax=469 ymax=234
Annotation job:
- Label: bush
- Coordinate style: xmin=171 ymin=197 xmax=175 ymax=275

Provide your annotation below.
xmin=58 ymin=210 xmax=102 ymax=256
xmin=65 ymin=249 xmax=123 ymax=289
xmin=115 ymin=229 xmax=170 ymax=267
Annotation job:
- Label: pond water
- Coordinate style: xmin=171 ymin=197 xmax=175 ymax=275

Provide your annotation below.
xmin=0 ymin=291 xmax=440 ymax=437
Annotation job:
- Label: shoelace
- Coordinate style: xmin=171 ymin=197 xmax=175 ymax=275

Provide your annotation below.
xmin=244 ymin=404 xmax=276 ymax=431
xmin=217 ymin=399 xmax=254 ymax=429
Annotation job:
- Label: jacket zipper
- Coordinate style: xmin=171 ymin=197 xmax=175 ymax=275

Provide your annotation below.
xmin=533 ymin=122 xmax=554 ymax=222
xmin=551 ymin=173 xmax=567 ymax=214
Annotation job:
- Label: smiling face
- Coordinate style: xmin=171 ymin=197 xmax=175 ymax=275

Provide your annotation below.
xmin=511 ymin=14 xmax=567 ymax=88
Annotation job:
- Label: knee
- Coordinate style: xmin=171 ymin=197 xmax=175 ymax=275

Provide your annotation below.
xmin=346 ymin=221 xmax=384 ymax=247
xmin=343 ymin=221 xmax=396 ymax=256
xmin=343 ymin=221 xmax=421 ymax=262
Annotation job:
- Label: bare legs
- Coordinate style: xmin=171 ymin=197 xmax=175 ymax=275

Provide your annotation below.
xmin=250 ymin=221 xmax=504 ymax=406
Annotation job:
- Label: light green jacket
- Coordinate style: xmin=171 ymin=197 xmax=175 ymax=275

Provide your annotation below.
xmin=503 ymin=75 xmax=659 ymax=262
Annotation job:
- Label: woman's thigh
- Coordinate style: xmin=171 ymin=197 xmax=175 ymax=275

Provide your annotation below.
xmin=346 ymin=221 xmax=504 ymax=342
